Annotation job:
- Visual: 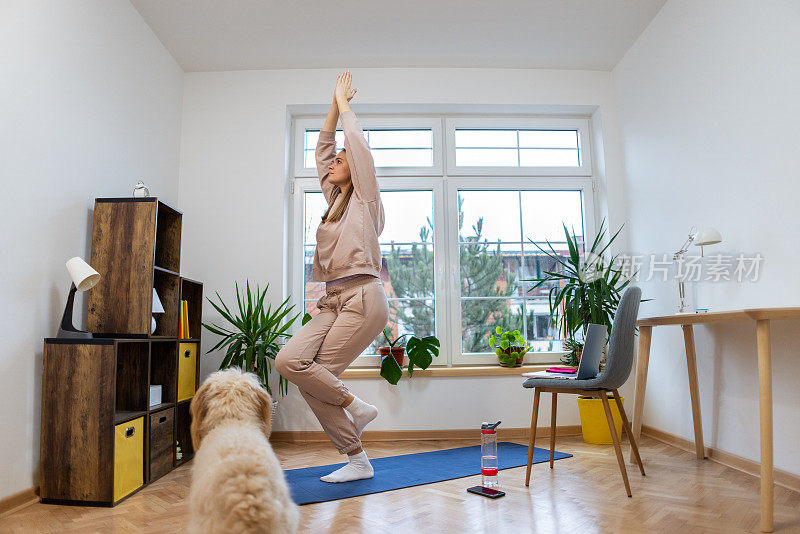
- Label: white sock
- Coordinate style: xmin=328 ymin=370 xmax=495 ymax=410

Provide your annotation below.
xmin=320 ymin=451 xmax=374 ymax=483
xmin=343 ymin=395 xmax=378 ymax=436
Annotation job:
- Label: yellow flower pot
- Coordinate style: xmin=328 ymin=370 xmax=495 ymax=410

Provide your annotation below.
xmin=577 ymin=395 xmax=624 ymax=444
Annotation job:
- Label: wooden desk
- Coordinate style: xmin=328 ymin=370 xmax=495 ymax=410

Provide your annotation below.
xmin=632 ymin=308 xmax=800 ymax=533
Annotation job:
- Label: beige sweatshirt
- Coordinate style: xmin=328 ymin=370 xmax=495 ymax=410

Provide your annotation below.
xmin=312 ymin=110 xmax=385 ymax=282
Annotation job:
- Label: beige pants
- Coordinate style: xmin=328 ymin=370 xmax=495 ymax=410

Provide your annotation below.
xmin=275 ymin=274 xmax=389 ymax=454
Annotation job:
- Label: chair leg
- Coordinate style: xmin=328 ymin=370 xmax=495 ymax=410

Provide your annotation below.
xmin=525 ymin=388 xmax=541 ymax=487
xmin=613 ymin=389 xmax=645 ymax=476
xmin=601 ymin=391 xmax=632 ymax=497
xmin=549 ymin=392 xmax=557 ymax=468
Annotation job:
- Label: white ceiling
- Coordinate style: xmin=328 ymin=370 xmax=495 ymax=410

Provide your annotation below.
xmin=131 ymin=0 xmax=666 ymax=72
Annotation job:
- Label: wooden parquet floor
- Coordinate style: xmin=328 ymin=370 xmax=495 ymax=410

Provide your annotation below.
xmin=2 ymin=435 xmax=800 ymax=533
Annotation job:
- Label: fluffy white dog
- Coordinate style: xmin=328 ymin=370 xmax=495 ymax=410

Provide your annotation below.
xmin=189 ymin=367 xmax=299 ymax=534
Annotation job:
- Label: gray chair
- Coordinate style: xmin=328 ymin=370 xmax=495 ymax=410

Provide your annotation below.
xmin=523 ymin=286 xmax=645 ymax=497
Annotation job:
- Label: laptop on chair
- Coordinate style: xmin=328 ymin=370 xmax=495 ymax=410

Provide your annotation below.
xmin=522 ymin=323 xmax=608 ymax=380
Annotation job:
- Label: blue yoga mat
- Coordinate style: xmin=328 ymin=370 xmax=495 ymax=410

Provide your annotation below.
xmin=284 ymin=442 xmax=571 ymax=505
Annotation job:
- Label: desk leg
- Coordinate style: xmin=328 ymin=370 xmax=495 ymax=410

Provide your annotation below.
xmin=630 ymin=325 xmax=652 ymax=464
xmin=756 ymin=319 xmax=773 ymax=533
xmin=682 ymin=325 xmax=706 ymax=460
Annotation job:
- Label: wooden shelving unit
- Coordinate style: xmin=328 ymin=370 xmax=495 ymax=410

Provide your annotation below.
xmin=40 ymin=198 xmax=203 ymax=506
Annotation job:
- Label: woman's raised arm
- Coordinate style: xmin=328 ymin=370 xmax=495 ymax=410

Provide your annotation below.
xmin=315 ymin=98 xmax=340 ymax=206
xmin=335 ymin=73 xmax=379 ymax=202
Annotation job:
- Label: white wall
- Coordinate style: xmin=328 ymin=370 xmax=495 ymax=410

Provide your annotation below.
xmin=178 ymin=68 xmax=631 ymax=435
xmin=0 ymin=1 xmax=183 ymax=499
xmin=614 ymin=0 xmax=800 ymax=474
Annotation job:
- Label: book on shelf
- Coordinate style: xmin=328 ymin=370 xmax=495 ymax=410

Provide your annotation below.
xmin=180 ymin=300 xmax=191 ymax=339
xmin=185 ymin=300 xmax=191 ymax=339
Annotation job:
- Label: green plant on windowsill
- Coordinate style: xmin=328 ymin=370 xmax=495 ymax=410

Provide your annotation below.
xmin=202 ymin=280 xmax=312 ymax=397
xmin=488 ymin=326 xmax=532 ymax=367
xmin=379 ymin=329 xmax=440 ymax=385
xmin=379 ymin=328 xmax=408 ymax=367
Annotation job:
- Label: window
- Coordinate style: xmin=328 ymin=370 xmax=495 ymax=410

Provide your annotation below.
xmin=292 ymin=114 xmax=596 ymax=367
xmin=303 ymin=129 xmax=434 ymax=168
xmin=457 ymin=190 xmax=585 ymax=364
xmin=446 ymin=117 xmax=592 ymax=176
xmin=293 ymin=117 xmax=443 ymax=178
xmin=455 ymin=129 xmax=580 ymax=167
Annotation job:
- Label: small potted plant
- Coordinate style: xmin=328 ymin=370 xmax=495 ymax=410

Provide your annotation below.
xmin=379 ymin=332 xmax=440 ymax=385
xmin=488 ymin=326 xmax=531 ymax=367
xmin=379 ymin=327 xmax=408 ymax=367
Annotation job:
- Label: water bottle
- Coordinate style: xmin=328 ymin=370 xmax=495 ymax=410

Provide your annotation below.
xmin=481 ymin=421 xmax=501 ymax=488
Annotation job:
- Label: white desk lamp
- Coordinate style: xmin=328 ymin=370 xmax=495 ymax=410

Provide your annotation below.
xmin=673 ymin=226 xmax=723 ymax=313
xmin=694 ymin=227 xmax=723 ymax=256
xmin=152 ymin=288 xmax=165 ymax=334
xmin=57 ymin=257 xmax=101 ymax=338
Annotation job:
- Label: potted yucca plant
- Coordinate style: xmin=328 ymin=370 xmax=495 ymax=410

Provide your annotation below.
xmin=202 ymin=280 xmax=311 ymax=398
xmin=525 ymin=219 xmax=633 ymax=366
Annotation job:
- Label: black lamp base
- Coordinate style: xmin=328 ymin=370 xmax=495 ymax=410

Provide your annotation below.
xmin=56 ymin=327 xmax=93 ymax=339
xmin=56 ymin=282 xmax=93 ymax=340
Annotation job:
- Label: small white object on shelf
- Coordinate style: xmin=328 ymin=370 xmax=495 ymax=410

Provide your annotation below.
xmin=149 ymin=385 xmax=163 ymax=407
xmin=133 ymin=180 xmax=150 ymax=197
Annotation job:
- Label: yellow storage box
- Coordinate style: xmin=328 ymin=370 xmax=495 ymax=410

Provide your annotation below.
xmin=114 ymin=417 xmax=144 ymax=502
xmin=577 ymin=395 xmax=624 ymax=444
xmin=178 ymin=342 xmax=198 ymax=402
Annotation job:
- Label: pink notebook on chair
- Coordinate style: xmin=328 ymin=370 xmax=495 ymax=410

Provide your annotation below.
xmin=546 ymin=367 xmax=577 ymax=374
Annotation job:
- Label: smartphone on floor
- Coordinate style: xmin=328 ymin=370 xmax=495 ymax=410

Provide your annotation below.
xmin=467 ymin=485 xmax=506 ymax=499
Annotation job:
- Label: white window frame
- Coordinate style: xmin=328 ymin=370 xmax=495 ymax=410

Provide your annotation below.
xmin=445 ymin=176 xmax=596 ymax=365
xmin=293 ymin=116 xmax=443 ymax=178
xmin=445 ymin=117 xmax=592 ymax=177
xmin=290 ymin=114 xmax=597 ymax=368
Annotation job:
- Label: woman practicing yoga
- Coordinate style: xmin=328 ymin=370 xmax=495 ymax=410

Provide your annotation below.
xmin=276 ymin=71 xmax=390 ymax=483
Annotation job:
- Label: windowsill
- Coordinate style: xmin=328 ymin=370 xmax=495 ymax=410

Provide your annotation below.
xmin=340 ymin=364 xmax=554 ymax=379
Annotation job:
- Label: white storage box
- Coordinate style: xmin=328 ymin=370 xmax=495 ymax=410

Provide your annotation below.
xmin=149 ymin=385 xmax=163 ymax=407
